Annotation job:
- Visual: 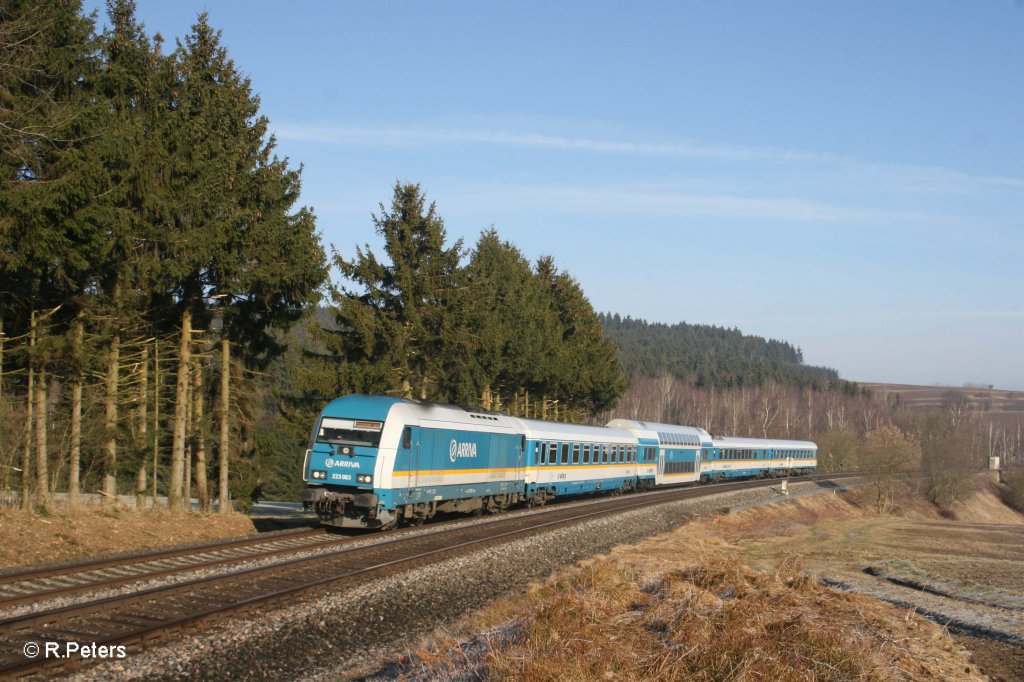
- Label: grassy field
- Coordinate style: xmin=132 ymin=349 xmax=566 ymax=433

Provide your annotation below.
xmin=862 ymin=382 xmax=1024 ymax=424
xmin=392 ymin=478 xmax=1023 ymax=681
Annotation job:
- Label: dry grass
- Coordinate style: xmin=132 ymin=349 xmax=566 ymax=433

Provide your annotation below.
xmin=400 ymin=557 xmax=984 ymax=681
xmin=0 ymin=506 xmax=256 ymax=569
xmin=392 ymin=483 xmax=1023 ymax=681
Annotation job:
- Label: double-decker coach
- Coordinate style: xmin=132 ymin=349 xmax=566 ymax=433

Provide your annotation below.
xmin=608 ymin=419 xmax=711 ymax=487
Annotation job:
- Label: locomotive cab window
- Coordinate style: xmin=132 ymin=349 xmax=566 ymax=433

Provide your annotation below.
xmin=317 ymin=417 xmax=383 ymax=448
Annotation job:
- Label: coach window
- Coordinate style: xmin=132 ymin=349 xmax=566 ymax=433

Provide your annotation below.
xmin=540 ymin=443 xmax=548 ymax=465
xmin=561 ymin=443 xmax=569 ymax=465
xmin=583 ymin=444 xmax=591 ymax=464
xmin=572 ymin=443 xmax=580 ymax=464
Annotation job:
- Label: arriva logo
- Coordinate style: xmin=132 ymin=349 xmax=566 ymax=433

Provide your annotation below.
xmin=449 ymin=439 xmax=478 ymax=463
xmin=325 ymin=459 xmax=359 ymax=469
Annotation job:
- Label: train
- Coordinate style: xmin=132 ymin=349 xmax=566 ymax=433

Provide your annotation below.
xmin=299 ymin=394 xmax=817 ymax=530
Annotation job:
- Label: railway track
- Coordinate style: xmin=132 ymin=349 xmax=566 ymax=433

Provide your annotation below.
xmin=0 ymin=528 xmax=339 ymax=612
xmin=0 ymin=473 xmax=857 ymax=678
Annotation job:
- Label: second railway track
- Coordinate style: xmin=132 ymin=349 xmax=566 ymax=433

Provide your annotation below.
xmin=0 ymin=473 xmax=857 ymax=678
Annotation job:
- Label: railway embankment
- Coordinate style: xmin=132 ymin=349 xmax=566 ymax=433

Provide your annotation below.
xmin=371 ymin=477 xmax=1024 ymax=682
xmin=61 ymin=478 xmax=861 ymax=680
xmin=7 ymin=475 xmax=1020 ymax=680
xmin=0 ymin=505 xmax=257 ymax=570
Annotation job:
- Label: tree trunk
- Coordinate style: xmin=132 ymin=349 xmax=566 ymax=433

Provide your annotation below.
xmin=136 ymin=465 xmax=146 ymax=510
xmin=193 ymin=356 xmax=209 ymax=512
xmin=34 ymin=368 xmax=49 ymax=505
xmin=184 ymin=363 xmax=193 ymax=511
xmin=0 ymin=315 xmax=4 ymax=403
xmin=137 ymin=345 xmax=147 ymax=510
xmin=69 ymin=318 xmax=83 ymax=509
xmin=170 ymin=309 xmax=192 ymax=511
xmin=152 ymin=339 xmax=160 ymax=502
xmin=218 ymin=338 xmax=230 ymax=514
xmin=104 ymin=332 xmax=120 ymax=503
xmin=21 ymin=311 xmax=34 ymax=510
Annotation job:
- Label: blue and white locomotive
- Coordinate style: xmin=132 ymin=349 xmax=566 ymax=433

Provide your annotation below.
xmin=300 ymin=394 xmax=817 ymax=529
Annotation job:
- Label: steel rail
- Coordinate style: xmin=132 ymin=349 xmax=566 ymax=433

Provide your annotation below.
xmin=0 ymin=530 xmax=345 ymax=610
xmin=0 ymin=528 xmax=324 ymax=586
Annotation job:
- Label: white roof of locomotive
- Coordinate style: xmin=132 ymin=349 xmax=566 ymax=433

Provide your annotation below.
xmin=388 ymin=401 xmax=518 ymax=433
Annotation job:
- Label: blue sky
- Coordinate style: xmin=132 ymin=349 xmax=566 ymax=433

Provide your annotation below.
xmin=85 ymin=1 xmax=1024 ymax=389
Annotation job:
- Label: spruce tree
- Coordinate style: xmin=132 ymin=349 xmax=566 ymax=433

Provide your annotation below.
xmin=331 ymin=182 xmax=464 ymax=400
xmin=150 ymin=13 xmax=325 ymax=510
xmin=0 ymin=0 xmax=102 ymax=506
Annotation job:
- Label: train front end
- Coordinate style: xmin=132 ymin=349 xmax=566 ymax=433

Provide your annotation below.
xmin=300 ymin=395 xmax=404 ymax=530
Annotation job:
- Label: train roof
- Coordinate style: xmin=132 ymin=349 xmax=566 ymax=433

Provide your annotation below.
xmin=713 ymin=436 xmax=817 ymax=449
xmin=513 ymin=418 xmax=636 ymax=444
xmin=606 ymin=419 xmax=712 ymax=442
xmin=319 ymin=395 xmax=519 ymax=431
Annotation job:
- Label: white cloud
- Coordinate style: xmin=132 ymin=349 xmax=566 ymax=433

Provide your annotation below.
xmin=462 ymin=184 xmax=947 ymax=225
xmin=275 ymin=123 xmax=1024 ymax=193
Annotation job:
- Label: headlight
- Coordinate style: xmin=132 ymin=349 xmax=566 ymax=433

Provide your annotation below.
xmin=356 ymin=474 xmax=373 ymax=484
xmin=311 ymin=470 xmax=326 ymax=480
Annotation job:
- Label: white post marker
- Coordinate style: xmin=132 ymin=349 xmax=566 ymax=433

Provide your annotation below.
xmin=781 ymin=479 xmax=788 ymax=496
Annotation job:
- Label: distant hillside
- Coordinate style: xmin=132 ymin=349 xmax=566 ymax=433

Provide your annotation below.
xmin=599 ymin=313 xmax=856 ymax=392
xmin=861 ymin=382 xmax=1024 ymax=427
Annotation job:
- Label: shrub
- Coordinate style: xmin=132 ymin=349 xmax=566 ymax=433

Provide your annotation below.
xmin=1001 ymin=467 xmax=1024 ymax=513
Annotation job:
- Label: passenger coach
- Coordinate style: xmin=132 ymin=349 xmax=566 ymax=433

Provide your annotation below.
xmin=522 ymin=420 xmax=639 ymax=502
xmin=702 ymin=436 xmax=818 ymax=481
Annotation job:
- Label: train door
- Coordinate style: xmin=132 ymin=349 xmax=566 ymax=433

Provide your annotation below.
xmin=657 ymin=447 xmax=665 ymax=485
xmin=402 ymin=425 xmax=420 ymax=491
xmin=515 ymin=436 xmax=525 ymax=486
